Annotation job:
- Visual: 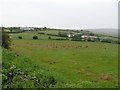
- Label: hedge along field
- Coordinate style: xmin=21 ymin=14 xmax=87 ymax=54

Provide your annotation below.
xmin=9 ymin=32 xmax=118 ymax=88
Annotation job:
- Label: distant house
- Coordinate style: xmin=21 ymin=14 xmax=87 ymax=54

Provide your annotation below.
xmin=81 ymin=35 xmax=88 ymax=41
xmin=81 ymin=35 xmax=88 ymax=38
xmin=68 ymin=34 xmax=72 ymax=38
xmin=20 ymin=27 xmax=34 ymax=31
xmin=89 ymin=36 xmax=98 ymax=39
xmin=81 ymin=35 xmax=98 ymax=41
xmin=67 ymin=33 xmax=75 ymax=38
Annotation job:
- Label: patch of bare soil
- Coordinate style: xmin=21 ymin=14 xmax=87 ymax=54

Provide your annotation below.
xmin=97 ymin=74 xmax=113 ymax=81
xmin=77 ymin=68 xmax=92 ymax=76
xmin=47 ymin=60 xmax=57 ymax=65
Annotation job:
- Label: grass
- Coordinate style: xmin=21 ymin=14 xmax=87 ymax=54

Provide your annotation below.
xmin=7 ymin=31 xmax=118 ymax=88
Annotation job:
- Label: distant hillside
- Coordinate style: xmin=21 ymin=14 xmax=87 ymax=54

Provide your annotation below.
xmin=86 ymin=29 xmax=118 ymax=36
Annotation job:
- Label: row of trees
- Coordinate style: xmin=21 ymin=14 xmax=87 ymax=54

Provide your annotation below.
xmin=3 ymin=27 xmax=48 ymax=33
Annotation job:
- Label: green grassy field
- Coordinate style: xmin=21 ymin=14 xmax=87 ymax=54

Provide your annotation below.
xmin=7 ymin=30 xmax=118 ymax=88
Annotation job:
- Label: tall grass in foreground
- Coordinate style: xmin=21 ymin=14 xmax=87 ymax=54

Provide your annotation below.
xmin=2 ymin=48 xmax=58 ymax=88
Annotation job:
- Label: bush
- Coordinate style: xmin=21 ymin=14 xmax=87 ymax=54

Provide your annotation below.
xmin=33 ymin=35 xmax=38 ymax=39
xmin=55 ymin=38 xmax=69 ymax=40
xmin=43 ymin=27 xmax=47 ymax=30
xmin=113 ymin=40 xmax=120 ymax=44
xmin=38 ymin=32 xmax=45 ymax=34
xmin=48 ymin=36 xmax=51 ymax=40
xmin=89 ymin=33 xmax=95 ymax=36
xmin=58 ymin=32 xmax=68 ymax=37
xmin=51 ymin=34 xmax=59 ymax=36
xmin=118 ymin=40 xmax=120 ymax=44
xmin=71 ymin=34 xmax=82 ymax=41
xmin=87 ymin=38 xmax=95 ymax=42
xmin=100 ymin=39 xmax=113 ymax=43
xmin=18 ymin=36 xmax=22 ymax=39
xmin=2 ymin=31 xmax=11 ymax=49
xmin=46 ymin=34 xmax=52 ymax=36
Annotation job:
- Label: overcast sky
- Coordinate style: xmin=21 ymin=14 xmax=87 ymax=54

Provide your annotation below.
xmin=0 ymin=0 xmax=119 ymax=29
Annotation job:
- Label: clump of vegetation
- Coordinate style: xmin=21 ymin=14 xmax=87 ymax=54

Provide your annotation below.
xmin=100 ymin=39 xmax=113 ymax=43
xmin=18 ymin=36 xmax=22 ymax=39
xmin=51 ymin=38 xmax=69 ymax=40
xmin=2 ymin=49 xmax=57 ymax=88
xmin=2 ymin=30 xmax=11 ymax=49
xmin=71 ymin=34 xmax=82 ymax=41
xmin=33 ymin=35 xmax=38 ymax=39
xmin=114 ymin=40 xmax=120 ymax=44
xmin=87 ymin=38 xmax=95 ymax=42
xmin=48 ymin=36 xmax=51 ymax=40
xmin=38 ymin=32 xmax=45 ymax=34
xmin=55 ymin=38 xmax=69 ymax=40
xmin=46 ymin=34 xmax=52 ymax=36
xmin=58 ymin=32 xmax=68 ymax=37
xmin=43 ymin=27 xmax=47 ymax=30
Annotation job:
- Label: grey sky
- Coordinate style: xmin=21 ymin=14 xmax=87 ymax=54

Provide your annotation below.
xmin=1 ymin=0 xmax=119 ymax=29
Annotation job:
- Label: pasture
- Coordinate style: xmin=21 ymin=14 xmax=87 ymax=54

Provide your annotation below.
xmin=8 ymin=30 xmax=118 ymax=88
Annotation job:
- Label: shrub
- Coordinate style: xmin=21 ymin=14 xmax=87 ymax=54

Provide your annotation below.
xmin=89 ymin=33 xmax=95 ymax=36
xmin=48 ymin=36 xmax=51 ymax=40
xmin=18 ymin=36 xmax=22 ymax=39
xmin=118 ymin=40 xmax=120 ymax=44
xmin=87 ymin=38 xmax=95 ymax=42
xmin=100 ymin=39 xmax=113 ymax=43
xmin=38 ymin=32 xmax=45 ymax=34
xmin=51 ymin=34 xmax=59 ymax=36
xmin=71 ymin=34 xmax=82 ymax=41
xmin=2 ymin=31 xmax=11 ymax=49
xmin=113 ymin=40 xmax=120 ymax=44
xmin=43 ymin=27 xmax=47 ymax=30
xmin=46 ymin=34 xmax=52 ymax=36
xmin=58 ymin=32 xmax=68 ymax=37
xmin=55 ymin=38 xmax=69 ymax=40
xmin=33 ymin=35 xmax=38 ymax=39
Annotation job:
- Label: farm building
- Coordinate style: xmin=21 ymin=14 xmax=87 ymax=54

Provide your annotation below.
xmin=81 ymin=35 xmax=99 ymax=41
xmin=67 ymin=34 xmax=74 ymax=38
xmin=20 ymin=27 xmax=34 ymax=31
xmin=68 ymin=34 xmax=72 ymax=38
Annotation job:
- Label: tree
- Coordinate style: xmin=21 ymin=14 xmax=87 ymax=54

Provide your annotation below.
xmin=58 ymin=32 xmax=68 ymax=37
xmin=43 ymin=27 xmax=47 ymax=30
xmin=89 ymin=33 xmax=95 ymax=36
xmin=2 ymin=30 xmax=11 ymax=49
xmin=71 ymin=34 xmax=82 ymax=41
xmin=9 ymin=27 xmax=13 ymax=32
xmin=33 ymin=35 xmax=38 ymax=39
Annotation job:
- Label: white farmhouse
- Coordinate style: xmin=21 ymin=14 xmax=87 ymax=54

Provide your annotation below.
xmin=68 ymin=34 xmax=72 ymax=38
xmin=20 ymin=27 xmax=34 ymax=31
